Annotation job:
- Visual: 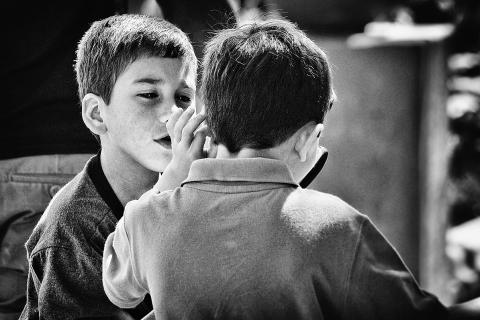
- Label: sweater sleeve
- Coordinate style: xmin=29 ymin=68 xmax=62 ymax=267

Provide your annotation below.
xmin=20 ymin=245 xmax=120 ymax=320
xmin=103 ymin=216 xmax=147 ymax=309
xmin=342 ymin=217 xmax=448 ymax=320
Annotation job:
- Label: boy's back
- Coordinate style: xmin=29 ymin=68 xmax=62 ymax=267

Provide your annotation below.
xmin=104 ymin=158 xmax=446 ymax=319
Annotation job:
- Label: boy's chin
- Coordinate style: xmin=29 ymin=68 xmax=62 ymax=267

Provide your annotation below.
xmin=143 ymin=155 xmax=172 ymax=174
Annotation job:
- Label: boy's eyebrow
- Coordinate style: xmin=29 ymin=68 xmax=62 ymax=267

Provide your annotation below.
xmin=132 ymin=78 xmax=194 ymax=89
xmin=133 ymin=77 xmax=165 ymax=84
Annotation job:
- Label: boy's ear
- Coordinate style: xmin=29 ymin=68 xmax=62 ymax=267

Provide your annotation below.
xmin=82 ymin=93 xmax=107 ymax=135
xmin=294 ymin=123 xmax=324 ymax=162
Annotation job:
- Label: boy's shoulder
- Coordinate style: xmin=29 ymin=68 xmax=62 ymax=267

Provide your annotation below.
xmin=122 ymin=188 xmax=176 ymax=227
xmin=124 ymin=185 xmax=368 ymax=242
xmin=281 ymin=188 xmax=367 ymax=242
xmin=27 ymin=165 xmax=114 ymax=256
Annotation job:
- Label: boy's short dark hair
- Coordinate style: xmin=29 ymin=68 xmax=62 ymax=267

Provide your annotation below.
xmin=75 ymin=14 xmax=196 ymax=104
xmin=201 ymin=19 xmax=333 ymax=153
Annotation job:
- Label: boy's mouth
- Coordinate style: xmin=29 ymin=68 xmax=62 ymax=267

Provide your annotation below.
xmin=154 ymin=135 xmax=171 ymax=149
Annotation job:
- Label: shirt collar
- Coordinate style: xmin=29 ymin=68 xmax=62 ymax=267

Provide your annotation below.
xmin=182 ymin=158 xmax=298 ymax=190
xmin=86 ymin=153 xmax=124 ymax=220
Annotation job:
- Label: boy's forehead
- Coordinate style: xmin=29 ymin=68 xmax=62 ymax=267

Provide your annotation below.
xmin=122 ymin=55 xmax=197 ymax=85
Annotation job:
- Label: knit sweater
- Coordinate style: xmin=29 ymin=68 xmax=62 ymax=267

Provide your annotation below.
xmin=20 ymin=154 xmax=151 ymax=319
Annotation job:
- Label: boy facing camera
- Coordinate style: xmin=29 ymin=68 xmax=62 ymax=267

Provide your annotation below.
xmin=21 ymin=14 xmax=206 ymax=319
xmin=103 ymin=19 xmax=479 ymax=319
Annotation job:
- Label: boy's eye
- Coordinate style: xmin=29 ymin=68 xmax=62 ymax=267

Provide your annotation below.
xmin=137 ymin=92 xmax=158 ymax=99
xmin=176 ymin=95 xmax=191 ymax=103
xmin=175 ymin=95 xmax=192 ymax=108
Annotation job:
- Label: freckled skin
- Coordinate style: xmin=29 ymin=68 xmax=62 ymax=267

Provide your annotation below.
xmin=102 ymin=56 xmax=196 ymax=176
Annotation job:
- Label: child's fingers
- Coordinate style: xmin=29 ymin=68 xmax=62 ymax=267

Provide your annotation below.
xmin=166 ymin=107 xmax=183 ymax=136
xmin=181 ymin=113 xmax=206 ymax=144
xmin=173 ymin=108 xmax=195 ymax=142
xmin=190 ymin=126 xmax=208 ymax=157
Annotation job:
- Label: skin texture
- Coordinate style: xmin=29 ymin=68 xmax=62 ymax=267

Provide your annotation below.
xmin=100 ymin=56 xmax=196 ymax=175
xmin=82 ymin=56 xmax=200 ymax=205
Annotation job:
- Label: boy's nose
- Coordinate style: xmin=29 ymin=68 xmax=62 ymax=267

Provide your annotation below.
xmin=158 ymin=105 xmax=180 ymax=124
xmin=158 ymin=113 xmax=170 ymax=124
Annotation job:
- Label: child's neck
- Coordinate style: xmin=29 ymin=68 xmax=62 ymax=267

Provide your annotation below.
xmin=100 ymin=150 xmax=158 ymax=207
xmin=215 ymin=144 xmax=285 ymax=160
xmin=215 ymin=143 xmax=303 ymax=182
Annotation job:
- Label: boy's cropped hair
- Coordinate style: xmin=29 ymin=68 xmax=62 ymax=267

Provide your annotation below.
xmin=201 ymin=19 xmax=333 ymax=153
xmin=75 ymin=14 xmax=197 ymax=103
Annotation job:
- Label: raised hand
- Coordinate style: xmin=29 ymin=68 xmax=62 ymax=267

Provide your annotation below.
xmin=154 ymin=107 xmax=207 ymax=192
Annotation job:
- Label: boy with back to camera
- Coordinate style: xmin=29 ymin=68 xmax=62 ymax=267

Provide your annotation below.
xmin=20 ymin=14 xmax=207 ymax=319
xmin=103 ymin=19 xmax=480 ymax=319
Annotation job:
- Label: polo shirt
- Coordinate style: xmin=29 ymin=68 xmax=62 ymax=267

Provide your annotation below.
xmin=21 ymin=154 xmax=152 ymax=319
xmin=103 ymin=157 xmax=447 ymax=320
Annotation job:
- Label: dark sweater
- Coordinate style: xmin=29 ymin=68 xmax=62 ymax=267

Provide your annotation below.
xmin=20 ymin=155 xmax=151 ymax=319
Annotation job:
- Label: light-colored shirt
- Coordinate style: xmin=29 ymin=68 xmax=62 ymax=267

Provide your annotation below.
xmin=103 ymin=158 xmax=447 ymax=320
